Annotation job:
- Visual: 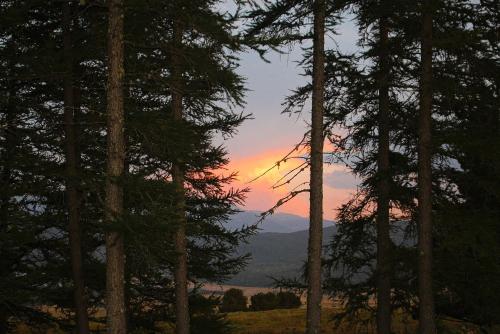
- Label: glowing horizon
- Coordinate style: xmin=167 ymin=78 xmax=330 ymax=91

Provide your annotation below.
xmin=225 ymin=147 xmax=358 ymax=220
xmin=219 ymin=35 xmax=360 ymax=221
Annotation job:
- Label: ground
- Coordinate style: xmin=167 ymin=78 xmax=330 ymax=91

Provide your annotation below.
xmin=226 ymin=308 xmax=487 ymax=334
xmin=14 ymin=306 xmax=495 ymax=334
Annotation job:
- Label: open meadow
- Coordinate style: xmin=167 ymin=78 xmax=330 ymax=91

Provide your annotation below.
xmin=13 ymin=306 xmax=495 ymax=334
xmin=225 ymin=308 xmax=493 ymax=334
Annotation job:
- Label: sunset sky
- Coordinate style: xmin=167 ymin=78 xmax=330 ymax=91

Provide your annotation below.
xmin=221 ymin=20 xmax=359 ymax=220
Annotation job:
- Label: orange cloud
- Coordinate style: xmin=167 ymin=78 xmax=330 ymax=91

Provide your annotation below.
xmin=225 ymin=147 xmax=357 ymax=220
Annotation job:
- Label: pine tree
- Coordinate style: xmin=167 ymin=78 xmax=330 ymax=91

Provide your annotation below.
xmin=319 ymin=0 xmax=418 ymax=328
xmin=417 ymin=0 xmax=435 ymax=331
xmin=170 ymin=17 xmax=190 ymax=334
xmin=62 ymin=2 xmax=90 ymax=332
xmin=1 ymin=1 xmax=251 ymax=333
xmin=375 ymin=2 xmax=392 ymax=332
xmin=0 ymin=1 xmax=90 ymax=331
xmin=323 ymin=0 xmax=498 ymax=331
xmin=244 ymin=2 xmax=346 ymax=331
xmin=307 ymin=1 xmax=326 ymax=332
xmin=104 ymin=0 xmax=127 ymax=332
xmin=280 ymin=0 xmax=411 ymax=330
xmin=119 ymin=0 xmax=251 ymax=331
xmin=430 ymin=0 xmax=500 ymax=329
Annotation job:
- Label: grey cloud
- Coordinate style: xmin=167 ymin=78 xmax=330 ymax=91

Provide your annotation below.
xmin=324 ymin=170 xmax=358 ymax=189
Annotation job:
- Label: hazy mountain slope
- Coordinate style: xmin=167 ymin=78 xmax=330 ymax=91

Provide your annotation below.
xmin=227 ymin=210 xmax=334 ymax=233
xmin=225 ymin=215 xmax=413 ymax=287
xmin=227 ymin=226 xmax=337 ymax=287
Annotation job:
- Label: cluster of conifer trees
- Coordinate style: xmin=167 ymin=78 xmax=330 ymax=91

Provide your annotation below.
xmin=321 ymin=1 xmax=499 ymax=332
xmin=0 ymin=0 xmax=498 ymax=334
xmin=246 ymin=0 xmax=498 ymax=333
xmin=1 ymin=1 xmax=252 ymax=333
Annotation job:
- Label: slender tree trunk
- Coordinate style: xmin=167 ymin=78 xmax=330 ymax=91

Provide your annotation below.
xmin=124 ymin=251 xmax=132 ymax=332
xmin=418 ymin=0 xmax=435 ymax=332
xmin=0 ymin=312 xmax=7 ymax=334
xmin=123 ymin=149 xmax=131 ymax=332
xmin=306 ymin=0 xmax=325 ymax=333
xmin=62 ymin=3 xmax=91 ymax=333
xmin=0 ymin=86 xmax=16 ymax=334
xmin=171 ymin=21 xmax=190 ymax=334
xmin=105 ymin=0 xmax=127 ymax=333
xmin=376 ymin=14 xmax=392 ymax=334
xmin=0 ymin=87 xmax=15 ymax=237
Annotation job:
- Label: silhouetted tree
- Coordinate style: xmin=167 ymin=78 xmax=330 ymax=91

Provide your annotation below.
xmin=220 ymin=289 xmax=247 ymax=313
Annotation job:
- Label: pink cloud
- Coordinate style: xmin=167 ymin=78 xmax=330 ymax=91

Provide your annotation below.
xmin=225 ymin=148 xmax=358 ymax=220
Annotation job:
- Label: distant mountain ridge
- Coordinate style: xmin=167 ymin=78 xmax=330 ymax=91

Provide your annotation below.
xmin=223 ymin=210 xmax=337 ymax=286
xmin=225 ymin=212 xmax=412 ymax=287
xmin=227 ymin=226 xmax=337 ymax=287
xmin=227 ymin=210 xmax=334 ymax=233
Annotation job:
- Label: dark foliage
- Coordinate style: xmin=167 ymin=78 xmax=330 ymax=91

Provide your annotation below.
xmin=249 ymin=291 xmax=301 ymax=311
xmin=220 ymin=289 xmax=248 ymax=313
xmin=0 ymin=0 xmax=252 ymax=332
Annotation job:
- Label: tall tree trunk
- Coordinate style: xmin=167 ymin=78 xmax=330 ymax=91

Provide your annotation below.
xmin=62 ymin=3 xmax=90 ymax=333
xmin=123 ymin=143 xmax=132 ymax=332
xmin=0 ymin=87 xmax=15 ymax=244
xmin=376 ymin=14 xmax=392 ymax=334
xmin=124 ymin=250 xmax=132 ymax=332
xmin=171 ymin=21 xmax=190 ymax=334
xmin=306 ymin=0 xmax=325 ymax=333
xmin=0 ymin=86 xmax=16 ymax=334
xmin=105 ymin=0 xmax=127 ymax=333
xmin=418 ymin=0 xmax=435 ymax=332
xmin=0 ymin=312 xmax=7 ymax=334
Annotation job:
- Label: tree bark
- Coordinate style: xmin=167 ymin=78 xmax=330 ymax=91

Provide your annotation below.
xmin=0 ymin=86 xmax=16 ymax=334
xmin=0 ymin=87 xmax=15 ymax=235
xmin=0 ymin=312 xmax=7 ymax=334
xmin=306 ymin=0 xmax=325 ymax=333
xmin=105 ymin=0 xmax=127 ymax=333
xmin=418 ymin=0 xmax=436 ymax=332
xmin=62 ymin=3 xmax=91 ymax=333
xmin=171 ymin=21 xmax=190 ymax=334
xmin=376 ymin=14 xmax=392 ymax=334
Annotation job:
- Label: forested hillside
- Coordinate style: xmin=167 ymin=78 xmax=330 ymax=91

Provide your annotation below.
xmin=229 ymin=226 xmax=337 ymax=287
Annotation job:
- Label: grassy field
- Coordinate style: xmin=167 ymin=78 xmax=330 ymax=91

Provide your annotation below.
xmin=228 ymin=308 xmax=356 ymax=334
xmin=226 ymin=308 xmax=492 ymax=334
xmin=13 ymin=306 xmax=496 ymax=334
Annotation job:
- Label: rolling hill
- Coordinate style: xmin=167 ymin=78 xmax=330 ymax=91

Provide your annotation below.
xmin=225 ymin=212 xmax=412 ymax=287
xmin=226 ymin=211 xmax=337 ymax=286
xmin=227 ymin=210 xmax=334 ymax=233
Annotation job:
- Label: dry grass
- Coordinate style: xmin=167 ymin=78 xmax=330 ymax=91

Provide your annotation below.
xmin=226 ymin=308 xmax=490 ymax=334
xmin=227 ymin=308 xmax=401 ymax=334
xmin=228 ymin=308 xmax=336 ymax=334
xmin=13 ymin=306 xmax=495 ymax=334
